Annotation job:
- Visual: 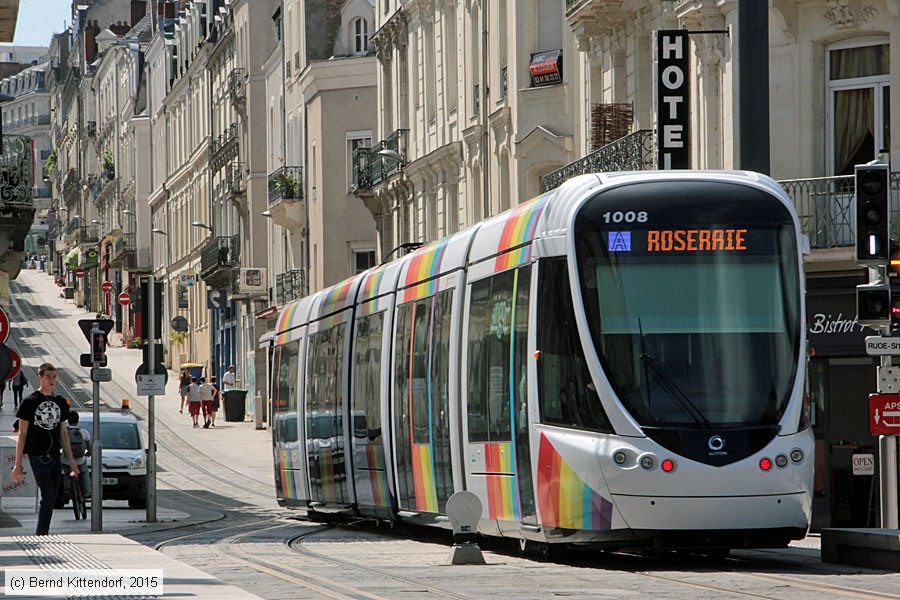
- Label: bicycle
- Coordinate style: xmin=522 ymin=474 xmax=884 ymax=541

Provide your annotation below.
xmin=69 ymin=470 xmax=87 ymax=521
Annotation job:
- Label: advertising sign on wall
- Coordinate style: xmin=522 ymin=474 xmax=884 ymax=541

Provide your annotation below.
xmin=657 ymin=30 xmax=691 ymax=169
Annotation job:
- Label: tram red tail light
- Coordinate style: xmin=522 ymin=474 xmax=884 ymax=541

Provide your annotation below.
xmin=660 ymin=459 xmax=675 ymax=473
xmin=759 ymin=457 xmax=773 ymax=471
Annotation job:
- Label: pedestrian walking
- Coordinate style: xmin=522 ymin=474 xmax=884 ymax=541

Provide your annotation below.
xmin=188 ymin=377 xmax=201 ymax=428
xmin=199 ymin=377 xmax=214 ymax=429
xmin=12 ymin=363 xmax=79 ymax=535
xmin=222 ymin=365 xmax=236 ymax=391
xmin=66 ymin=412 xmax=91 ymax=499
xmin=179 ymin=369 xmax=191 ymax=414
xmin=12 ymin=370 xmax=27 ymax=410
xmin=209 ymin=376 xmax=220 ymax=428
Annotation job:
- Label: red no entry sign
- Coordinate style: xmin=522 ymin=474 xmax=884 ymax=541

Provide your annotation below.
xmin=102 ymin=281 xmax=114 ymax=293
xmin=118 ymin=292 xmax=131 ymax=306
xmin=5 ymin=347 xmax=20 ymax=381
xmin=0 ymin=307 xmax=8 ymax=344
xmin=75 ymin=269 xmax=85 ymax=279
xmin=870 ymin=393 xmax=900 ymax=436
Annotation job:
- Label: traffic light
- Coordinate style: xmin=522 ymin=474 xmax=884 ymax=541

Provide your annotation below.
xmin=91 ymin=330 xmax=107 ymax=365
xmin=855 ymin=164 xmax=890 ymax=264
xmin=857 ymin=282 xmax=891 ymax=326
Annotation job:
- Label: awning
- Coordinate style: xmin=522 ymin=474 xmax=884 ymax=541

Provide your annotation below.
xmin=64 ymin=247 xmax=81 ymax=269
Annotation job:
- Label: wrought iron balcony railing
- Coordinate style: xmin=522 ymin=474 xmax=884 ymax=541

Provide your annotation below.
xmin=207 ymin=122 xmax=238 ymax=165
xmin=268 ymin=166 xmax=303 ymax=204
xmin=539 ymin=129 xmax=656 ymax=193
xmin=276 ymin=269 xmax=305 ymax=305
xmin=78 ymin=225 xmax=100 ymax=244
xmin=200 ymin=234 xmax=241 ymax=277
xmin=111 ymin=232 xmax=136 ymax=261
xmin=228 ymin=68 xmax=246 ymax=104
xmin=0 ymin=135 xmax=34 ymax=210
xmin=353 ymin=129 xmax=408 ymax=190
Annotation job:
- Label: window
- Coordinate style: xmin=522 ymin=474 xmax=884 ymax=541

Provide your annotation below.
xmin=537 ymin=259 xmax=611 ymax=432
xmin=829 ymin=41 xmax=890 ymax=175
xmin=354 ymin=18 xmax=369 ymax=55
xmin=537 ymin=0 xmax=563 ymax=51
xmin=347 ymin=135 xmax=371 ymax=190
xmin=352 ymin=310 xmax=384 ymax=444
xmin=467 ymin=267 xmax=532 ymax=442
xmin=353 ymin=250 xmax=376 ymax=274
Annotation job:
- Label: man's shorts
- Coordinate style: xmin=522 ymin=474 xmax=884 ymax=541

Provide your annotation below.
xmin=189 ymin=401 xmax=201 ymax=417
xmin=201 ymin=400 xmax=213 ymax=415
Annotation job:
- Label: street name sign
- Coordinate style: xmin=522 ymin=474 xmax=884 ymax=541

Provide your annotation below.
xmin=136 ymin=374 xmax=166 ymax=396
xmin=865 ymin=336 xmax=900 ymax=355
xmin=852 ymin=453 xmax=875 ymax=476
xmin=870 ymin=393 xmax=900 ymax=435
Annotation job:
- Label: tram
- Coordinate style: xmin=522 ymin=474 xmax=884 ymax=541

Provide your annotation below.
xmin=268 ymin=171 xmax=813 ymax=550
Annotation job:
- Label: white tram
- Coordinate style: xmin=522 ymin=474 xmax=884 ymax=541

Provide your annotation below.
xmin=268 ymin=171 xmax=813 ymax=549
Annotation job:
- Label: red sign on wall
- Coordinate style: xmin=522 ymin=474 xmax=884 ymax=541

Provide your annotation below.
xmin=870 ymin=393 xmax=900 ymax=436
xmin=102 ymin=281 xmax=114 ymax=293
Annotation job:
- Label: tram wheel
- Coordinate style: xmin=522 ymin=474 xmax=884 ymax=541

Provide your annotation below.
xmin=537 ymin=542 xmax=553 ymax=561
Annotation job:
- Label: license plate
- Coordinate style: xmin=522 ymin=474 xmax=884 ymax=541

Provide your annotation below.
xmin=101 ymin=477 xmax=118 ymax=485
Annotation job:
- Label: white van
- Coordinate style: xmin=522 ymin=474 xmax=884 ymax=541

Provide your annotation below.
xmin=78 ymin=412 xmax=147 ymax=508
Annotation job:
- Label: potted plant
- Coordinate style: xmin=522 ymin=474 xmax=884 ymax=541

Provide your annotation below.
xmin=130 ymin=336 xmax=143 ymax=349
xmin=273 ymin=172 xmax=300 ymax=199
xmin=101 ymin=148 xmax=115 ymax=179
xmin=44 ymin=150 xmax=56 ymax=176
xmin=170 ymin=330 xmax=187 ymax=345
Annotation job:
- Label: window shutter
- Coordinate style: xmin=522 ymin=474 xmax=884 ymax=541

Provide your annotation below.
xmin=537 ymin=0 xmax=563 ymax=51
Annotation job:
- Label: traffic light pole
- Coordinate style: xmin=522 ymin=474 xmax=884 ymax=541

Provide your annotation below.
xmin=147 ymin=274 xmax=157 ymax=523
xmin=878 ymin=341 xmax=898 ymax=529
xmin=90 ymin=322 xmax=102 ymax=532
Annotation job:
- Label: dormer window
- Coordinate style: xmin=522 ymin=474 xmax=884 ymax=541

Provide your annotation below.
xmin=353 ymin=18 xmax=368 ymax=55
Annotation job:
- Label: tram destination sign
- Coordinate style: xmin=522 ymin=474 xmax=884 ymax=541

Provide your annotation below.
xmin=865 ymin=335 xmax=900 ymax=355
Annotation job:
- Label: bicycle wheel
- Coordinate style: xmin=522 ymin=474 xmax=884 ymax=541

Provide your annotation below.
xmin=71 ymin=480 xmax=84 ymax=520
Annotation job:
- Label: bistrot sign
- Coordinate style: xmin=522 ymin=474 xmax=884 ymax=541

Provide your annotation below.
xmin=870 ymin=393 xmax=900 ymax=435
xmin=657 ymin=30 xmax=690 ymax=169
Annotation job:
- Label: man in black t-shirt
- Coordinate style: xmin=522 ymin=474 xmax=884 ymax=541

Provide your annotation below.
xmin=12 ymin=363 xmax=79 ymax=535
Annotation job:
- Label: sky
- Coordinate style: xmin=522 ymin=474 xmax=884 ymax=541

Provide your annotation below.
xmin=12 ymin=0 xmax=71 ymax=48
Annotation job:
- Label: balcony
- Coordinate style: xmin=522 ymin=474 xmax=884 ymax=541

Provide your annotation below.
xmin=539 ymin=129 xmax=656 ymax=193
xmin=353 ymin=129 xmax=408 ymax=190
xmin=566 ymin=0 xmax=627 ymax=49
xmin=63 ymin=168 xmax=80 ymax=205
xmin=86 ymin=121 xmax=96 ymax=137
xmin=230 ymin=162 xmax=246 ymax=195
xmin=77 ymin=225 xmax=100 ymax=245
xmin=275 ymin=269 xmax=305 ymax=305
xmin=228 ymin=68 xmax=246 ymax=105
xmin=267 ymin=166 xmax=305 ymax=230
xmin=200 ymin=234 xmax=240 ymax=287
xmin=110 ymin=232 xmax=135 ymax=265
xmin=208 ymin=123 xmax=239 ymax=170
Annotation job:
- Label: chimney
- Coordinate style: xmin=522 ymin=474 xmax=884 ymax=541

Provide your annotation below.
xmin=84 ymin=20 xmax=99 ymax=64
xmin=110 ymin=21 xmax=132 ymax=37
xmin=131 ymin=0 xmax=146 ymax=29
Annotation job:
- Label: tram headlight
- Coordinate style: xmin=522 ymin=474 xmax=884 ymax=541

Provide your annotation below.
xmin=660 ymin=459 xmax=675 ymax=473
xmin=759 ymin=457 xmax=773 ymax=471
xmin=640 ymin=455 xmax=654 ymax=470
xmin=790 ymin=448 xmax=804 ymax=463
xmin=774 ymin=454 xmax=788 ymax=468
xmin=613 ymin=451 xmax=627 ymax=465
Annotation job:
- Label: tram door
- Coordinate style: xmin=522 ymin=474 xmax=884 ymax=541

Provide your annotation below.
xmin=272 ymin=337 xmax=308 ymax=505
xmin=392 ymin=291 xmax=455 ymax=515
xmin=464 ymin=266 xmax=536 ymax=530
xmin=305 ymin=319 xmax=350 ymax=506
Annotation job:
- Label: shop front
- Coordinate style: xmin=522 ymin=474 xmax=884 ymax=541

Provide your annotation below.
xmin=807 ymin=274 xmax=880 ymax=529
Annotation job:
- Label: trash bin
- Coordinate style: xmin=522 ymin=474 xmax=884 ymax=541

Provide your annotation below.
xmin=223 ymin=389 xmax=247 ymax=422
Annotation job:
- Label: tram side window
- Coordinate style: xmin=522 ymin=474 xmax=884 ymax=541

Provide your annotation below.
xmin=411 ymin=301 xmax=432 ymax=444
xmin=307 ymin=324 xmax=347 ymax=444
xmin=393 ymin=303 xmax=414 ymax=507
xmin=352 ymin=310 xmax=384 ymax=443
xmin=538 ymin=259 xmax=612 ymax=432
xmin=274 ymin=340 xmax=301 ymax=445
xmin=467 ymin=268 xmax=529 ymax=442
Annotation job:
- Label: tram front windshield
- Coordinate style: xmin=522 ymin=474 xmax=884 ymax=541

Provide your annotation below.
xmin=574 ymin=181 xmax=801 ymax=429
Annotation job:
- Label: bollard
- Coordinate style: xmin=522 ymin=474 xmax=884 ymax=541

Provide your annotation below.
xmin=446 ymin=491 xmax=486 ymax=565
xmin=254 ymin=392 xmax=265 ymax=430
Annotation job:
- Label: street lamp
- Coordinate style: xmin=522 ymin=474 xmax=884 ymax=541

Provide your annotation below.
xmin=262 ymin=210 xmax=272 ymax=218
xmin=191 ymin=221 xmax=212 ymax=232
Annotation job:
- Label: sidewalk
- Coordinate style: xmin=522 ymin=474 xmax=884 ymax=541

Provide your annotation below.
xmin=9 ymin=268 xmax=275 ymax=490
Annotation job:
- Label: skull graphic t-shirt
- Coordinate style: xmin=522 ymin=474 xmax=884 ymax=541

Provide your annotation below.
xmin=16 ymin=391 xmax=70 ymax=457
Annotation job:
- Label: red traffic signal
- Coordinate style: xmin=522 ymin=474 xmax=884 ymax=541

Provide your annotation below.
xmin=91 ymin=330 xmax=107 ymax=364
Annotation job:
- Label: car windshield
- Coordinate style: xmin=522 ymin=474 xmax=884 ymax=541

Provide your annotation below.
xmin=573 ymin=181 xmax=801 ymax=429
xmin=81 ymin=420 xmax=141 ymax=450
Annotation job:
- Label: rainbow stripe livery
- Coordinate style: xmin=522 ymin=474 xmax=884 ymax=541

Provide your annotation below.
xmin=276 ymin=301 xmax=301 ymax=344
xmin=494 ymin=194 xmax=549 ymax=272
xmin=360 ymin=267 xmax=387 ymax=300
xmin=321 ymin=276 xmax=357 ymax=315
xmin=403 ymin=240 xmax=449 ymax=302
xmin=484 ymin=443 xmax=519 ymax=521
xmin=366 ymin=445 xmax=391 ymax=508
xmin=537 ymin=433 xmax=612 ymax=530
xmin=411 ymin=444 xmax=438 ymax=512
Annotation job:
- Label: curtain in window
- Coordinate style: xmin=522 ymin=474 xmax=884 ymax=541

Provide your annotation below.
xmin=834 ymin=88 xmax=873 ymax=176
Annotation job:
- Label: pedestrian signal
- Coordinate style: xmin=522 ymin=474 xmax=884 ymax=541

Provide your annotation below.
xmin=855 ymin=164 xmax=890 ymax=265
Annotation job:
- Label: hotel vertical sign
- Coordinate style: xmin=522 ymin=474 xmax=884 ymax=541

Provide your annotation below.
xmin=657 ymin=30 xmax=690 ymax=169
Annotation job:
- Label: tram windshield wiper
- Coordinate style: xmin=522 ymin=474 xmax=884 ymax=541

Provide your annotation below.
xmin=637 ymin=319 xmax=711 ymax=429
